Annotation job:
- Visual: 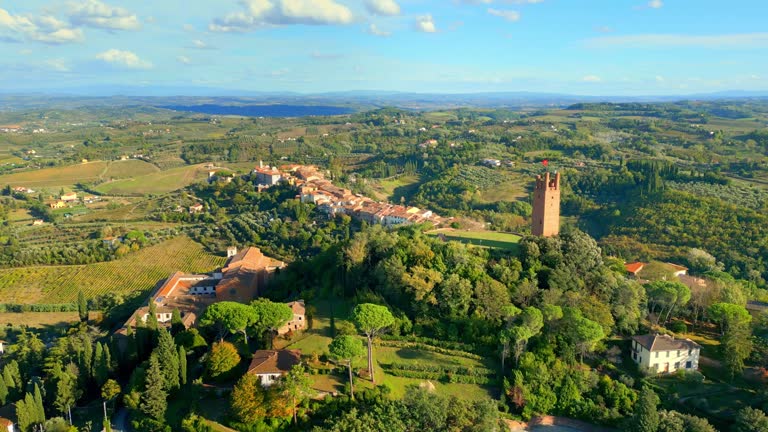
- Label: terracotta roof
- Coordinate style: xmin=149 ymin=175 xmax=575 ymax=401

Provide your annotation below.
xmin=0 ymin=417 xmax=13 ymax=427
xmin=287 ymin=300 xmax=305 ymax=315
xmin=625 ymin=262 xmax=645 ymax=274
xmin=666 ymin=263 xmax=689 ymax=272
xmin=247 ymin=349 xmax=301 ymax=375
xmin=632 ymin=334 xmax=700 ymax=352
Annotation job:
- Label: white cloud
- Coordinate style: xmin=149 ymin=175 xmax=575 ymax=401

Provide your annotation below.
xmin=0 ymin=8 xmax=84 ymax=44
xmin=582 ymin=75 xmax=601 ymax=82
xmin=365 ymin=0 xmax=400 ymax=16
xmin=69 ymin=0 xmax=141 ymax=31
xmin=487 ymin=8 xmax=520 ymax=21
xmin=210 ymin=0 xmax=354 ymax=32
xmin=415 ymin=15 xmax=436 ymax=33
xmin=190 ymin=39 xmax=214 ymax=49
xmin=96 ymin=49 xmax=152 ymax=69
xmin=45 ymin=58 xmax=71 ymax=72
xmin=368 ymin=23 xmax=391 ymax=37
xmin=177 ymin=55 xmax=192 ymax=65
xmin=182 ymin=23 xmax=195 ymax=32
xmin=586 ymin=32 xmax=768 ymax=49
xmin=648 ymin=0 xmax=663 ymax=8
xmin=655 ymin=75 xmax=665 ymax=82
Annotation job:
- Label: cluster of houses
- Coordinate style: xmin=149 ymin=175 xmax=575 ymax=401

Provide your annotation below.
xmin=251 ymin=162 xmax=447 ymax=228
xmin=117 ymin=246 xmax=308 ymax=385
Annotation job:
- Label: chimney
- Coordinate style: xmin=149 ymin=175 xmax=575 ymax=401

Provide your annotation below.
xmin=259 ymin=160 xmax=263 ymax=169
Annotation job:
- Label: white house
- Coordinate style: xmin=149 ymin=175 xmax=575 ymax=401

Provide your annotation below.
xmin=631 ymin=333 xmax=700 ymax=374
xmin=247 ymin=349 xmax=301 ymax=387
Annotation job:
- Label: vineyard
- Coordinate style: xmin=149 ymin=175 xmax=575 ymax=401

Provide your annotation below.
xmin=0 ymin=236 xmax=225 ymax=304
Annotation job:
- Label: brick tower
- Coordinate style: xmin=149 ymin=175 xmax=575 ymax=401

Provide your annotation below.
xmin=531 ymin=171 xmax=561 ymax=237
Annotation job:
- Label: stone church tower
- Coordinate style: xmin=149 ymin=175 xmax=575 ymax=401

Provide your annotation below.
xmin=531 ymin=172 xmax=561 ymax=237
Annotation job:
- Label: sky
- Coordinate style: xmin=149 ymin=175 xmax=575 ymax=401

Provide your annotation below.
xmin=1 ymin=0 xmax=767 ymax=95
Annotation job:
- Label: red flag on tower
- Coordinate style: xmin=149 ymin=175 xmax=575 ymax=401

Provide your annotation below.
xmin=542 ymin=159 xmax=549 ymax=167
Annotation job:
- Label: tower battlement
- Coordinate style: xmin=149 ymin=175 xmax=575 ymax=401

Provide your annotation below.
xmin=531 ymin=171 xmax=561 ymax=237
xmin=535 ymin=172 xmax=560 ymax=191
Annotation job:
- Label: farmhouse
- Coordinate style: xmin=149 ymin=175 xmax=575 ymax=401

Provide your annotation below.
xmin=189 ymin=203 xmax=204 ymax=213
xmin=118 ymin=246 xmax=285 ymax=334
xmin=49 ymin=201 xmax=65 ymax=209
xmin=624 ymin=262 xmax=645 ymax=277
xmin=32 ymin=219 xmax=44 ymax=226
xmin=60 ymin=192 xmax=78 ymax=202
xmin=630 ymin=333 xmax=700 ymax=374
xmin=253 ymin=162 xmax=283 ymax=187
xmin=216 ymin=247 xmax=286 ymax=302
xmin=277 ymin=300 xmax=307 ymax=335
xmin=666 ymin=263 xmax=688 ymax=277
xmin=247 ymin=349 xmax=302 ymax=387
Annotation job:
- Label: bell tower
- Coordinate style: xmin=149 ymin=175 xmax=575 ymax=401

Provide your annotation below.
xmin=531 ymin=172 xmax=561 ymax=237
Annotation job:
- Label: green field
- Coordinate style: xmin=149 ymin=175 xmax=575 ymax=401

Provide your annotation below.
xmin=0 ymin=161 xmax=109 ymax=188
xmin=427 ymin=229 xmax=521 ymax=251
xmin=277 ymin=299 xmax=495 ymax=400
xmin=372 ymin=174 xmax=422 ymax=202
xmin=93 ymin=163 xmax=209 ymax=195
xmin=0 ymin=236 xmax=225 ymax=304
xmin=0 ymin=159 xmax=161 ymax=190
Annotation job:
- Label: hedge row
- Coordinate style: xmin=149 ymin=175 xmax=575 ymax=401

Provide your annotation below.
xmin=383 ymin=368 xmax=496 ymax=385
xmin=377 ymin=340 xmax=483 ymax=361
xmin=0 ymin=303 xmax=78 ymax=313
xmin=380 ymin=334 xmax=478 ymax=353
xmin=385 ymin=362 xmax=495 ymax=377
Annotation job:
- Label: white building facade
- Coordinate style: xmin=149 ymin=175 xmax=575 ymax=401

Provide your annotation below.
xmin=631 ymin=333 xmax=700 ymax=374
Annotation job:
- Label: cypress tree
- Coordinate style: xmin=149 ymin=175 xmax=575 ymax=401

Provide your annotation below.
xmin=147 ymin=300 xmax=159 ymax=332
xmin=15 ymin=397 xmax=31 ymax=432
xmin=156 ymin=329 xmax=180 ymax=391
xmin=93 ymin=343 xmax=108 ymax=386
xmin=140 ymin=353 xmax=167 ymax=421
xmin=178 ymin=345 xmax=187 ymax=386
xmin=170 ymin=309 xmax=185 ymax=335
xmin=3 ymin=366 xmax=15 ymax=397
xmin=33 ymin=384 xmax=45 ymax=425
xmin=629 ymin=387 xmax=660 ymax=432
xmin=0 ymin=378 xmax=7 ymax=406
xmin=78 ymin=290 xmax=88 ymax=322
xmin=104 ymin=344 xmax=113 ymax=374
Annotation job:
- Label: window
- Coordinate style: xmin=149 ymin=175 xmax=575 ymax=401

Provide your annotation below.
xmin=666 ymin=351 xmax=670 ymax=358
xmin=632 ymin=352 xmax=636 ymax=360
xmin=686 ymin=361 xmax=692 ymax=369
xmin=677 ymin=350 xmax=680 ymax=357
xmin=655 ymin=352 xmax=659 ymax=358
xmin=688 ymin=348 xmax=692 ymax=355
xmin=675 ymin=362 xmax=680 ymax=369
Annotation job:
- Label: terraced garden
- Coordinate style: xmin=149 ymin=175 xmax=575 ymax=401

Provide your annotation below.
xmin=0 ymin=236 xmax=225 ymax=304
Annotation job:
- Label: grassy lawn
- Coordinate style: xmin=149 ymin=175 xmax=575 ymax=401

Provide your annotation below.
xmin=427 ymin=228 xmax=521 ymax=252
xmin=0 ymin=236 xmax=225 ymax=304
xmin=477 ymin=175 xmax=529 ymax=203
xmin=372 ymin=174 xmax=422 ymax=202
xmin=94 ymin=164 xmax=209 ymax=195
xmin=277 ymin=297 xmax=497 ymax=401
xmin=102 ymin=159 xmax=160 ymax=178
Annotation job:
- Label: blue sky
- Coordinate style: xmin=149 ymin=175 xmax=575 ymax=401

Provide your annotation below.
xmin=1 ymin=0 xmax=767 ymax=95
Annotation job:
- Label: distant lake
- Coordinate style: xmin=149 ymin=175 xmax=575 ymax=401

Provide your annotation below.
xmin=159 ymin=104 xmax=354 ymax=117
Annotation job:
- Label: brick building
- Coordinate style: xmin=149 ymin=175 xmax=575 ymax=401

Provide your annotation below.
xmin=531 ymin=171 xmax=561 ymax=237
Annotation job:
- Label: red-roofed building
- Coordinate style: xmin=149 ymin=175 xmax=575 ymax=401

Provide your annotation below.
xmin=247 ymin=349 xmax=302 ymax=387
xmin=624 ymin=262 xmax=646 ymax=277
